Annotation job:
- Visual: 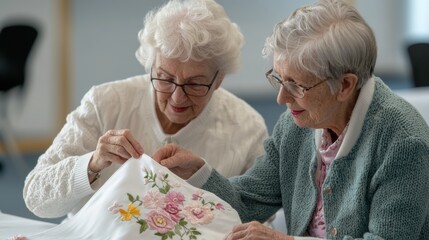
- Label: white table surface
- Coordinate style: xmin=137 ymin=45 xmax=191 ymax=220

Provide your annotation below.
xmin=0 ymin=212 xmax=57 ymax=239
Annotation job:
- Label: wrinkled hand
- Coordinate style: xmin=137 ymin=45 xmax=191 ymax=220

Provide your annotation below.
xmin=225 ymin=221 xmax=293 ymax=240
xmin=89 ymin=129 xmax=144 ymax=172
xmin=152 ymin=143 xmax=205 ymax=180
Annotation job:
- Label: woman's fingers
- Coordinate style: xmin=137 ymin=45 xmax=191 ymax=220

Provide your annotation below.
xmin=152 ymin=144 xmax=205 ymax=179
xmin=107 ymin=129 xmax=144 ymax=158
xmin=152 ymin=143 xmax=176 ymax=164
xmin=225 ymin=221 xmax=293 ymax=240
xmin=91 ymin=129 xmax=144 ymax=172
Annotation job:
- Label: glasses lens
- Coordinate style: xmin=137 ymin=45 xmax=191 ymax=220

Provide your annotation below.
xmin=266 ymin=70 xmax=305 ymax=98
xmin=267 ymin=75 xmax=281 ymax=91
xmin=282 ymin=81 xmax=304 ymax=98
xmin=183 ymin=85 xmax=209 ymax=97
xmin=152 ymin=80 xmax=175 ymax=93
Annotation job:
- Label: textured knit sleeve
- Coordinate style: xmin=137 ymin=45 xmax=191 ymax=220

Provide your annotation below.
xmin=352 ymin=137 xmax=429 ymax=240
xmin=339 ymin=84 xmax=429 ymax=239
xmin=23 ymin=86 xmax=107 ymax=218
xmin=201 ymin=133 xmax=284 ymax=223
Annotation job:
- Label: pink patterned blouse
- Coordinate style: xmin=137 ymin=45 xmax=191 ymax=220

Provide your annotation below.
xmin=307 ymin=125 xmax=349 ymax=238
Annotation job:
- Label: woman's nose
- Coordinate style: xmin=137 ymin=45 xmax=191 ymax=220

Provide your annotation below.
xmin=277 ymin=86 xmax=294 ymax=105
xmin=170 ymin=85 xmax=188 ymax=103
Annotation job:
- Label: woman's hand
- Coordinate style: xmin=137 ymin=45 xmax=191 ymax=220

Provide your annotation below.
xmin=225 ymin=221 xmax=293 ymax=240
xmin=152 ymin=143 xmax=205 ymax=180
xmin=89 ymin=129 xmax=144 ymax=172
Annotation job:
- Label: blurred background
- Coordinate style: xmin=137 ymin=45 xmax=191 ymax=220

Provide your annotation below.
xmin=0 ymin=0 xmax=428 ymax=224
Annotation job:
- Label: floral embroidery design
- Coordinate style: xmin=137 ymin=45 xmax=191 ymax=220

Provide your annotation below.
xmin=108 ymin=168 xmax=226 ymax=239
xmin=8 ymin=235 xmax=28 ymax=240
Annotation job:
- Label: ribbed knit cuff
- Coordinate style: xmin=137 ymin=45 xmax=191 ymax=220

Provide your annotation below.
xmin=73 ymin=151 xmax=97 ymax=198
xmin=187 ymin=161 xmax=212 ymax=188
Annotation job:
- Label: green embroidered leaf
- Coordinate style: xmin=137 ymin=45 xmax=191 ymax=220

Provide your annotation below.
xmin=154 ymin=232 xmax=169 ymax=240
xmin=174 ymin=224 xmax=181 ymax=235
xmin=127 ymin=193 xmax=135 ymax=202
xmin=164 ymin=173 xmax=169 ymax=180
xmin=137 ymin=219 xmax=148 ymax=233
xmin=179 ymin=218 xmax=187 ymax=226
xmin=155 ymin=232 xmax=167 ymax=240
xmin=192 ymin=230 xmax=201 ymax=235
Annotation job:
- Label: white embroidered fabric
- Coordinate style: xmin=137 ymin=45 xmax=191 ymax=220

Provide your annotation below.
xmin=15 ymin=155 xmax=241 ymax=240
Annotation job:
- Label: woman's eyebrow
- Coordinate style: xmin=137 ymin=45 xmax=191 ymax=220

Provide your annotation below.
xmin=157 ymin=67 xmax=208 ymax=81
xmin=157 ymin=67 xmax=173 ymax=77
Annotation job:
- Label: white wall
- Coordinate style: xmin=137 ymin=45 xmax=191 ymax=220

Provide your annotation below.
xmin=0 ymin=0 xmax=59 ymax=138
xmin=71 ymin=0 xmax=414 ymax=108
xmin=356 ymin=0 xmax=409 ymax=74
xmin=71 ymin=0 xmax=311 ymax=108
xmin=1 ymin=0 xmax=417 ymax=140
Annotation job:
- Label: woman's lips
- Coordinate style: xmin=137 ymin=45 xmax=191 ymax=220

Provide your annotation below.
xmin=171 ymin=105 xmax=188 ymax=113
xmin=291 ymin=109 xmax=304 ymax=116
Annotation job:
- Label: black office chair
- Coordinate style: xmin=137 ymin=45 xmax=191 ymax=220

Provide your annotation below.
xmin=0 ymin=24 xmax=38 ymax=174
xmin=407 ymin=43 xmax=429 ymax=87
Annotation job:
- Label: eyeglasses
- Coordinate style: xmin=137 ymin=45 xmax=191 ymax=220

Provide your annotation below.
xmin=265 ymin=68 xmax=327 ymax=98
xmin=151 ymin=69 xmax=219 ymax=97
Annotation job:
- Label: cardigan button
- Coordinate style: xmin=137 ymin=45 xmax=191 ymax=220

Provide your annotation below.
xmin=163 ymin=137 xmax=172 ymax=145
xmin=323 ymin=186 xmax=332 ymax=195
xmin=329 ymin=227 xmax=337 ymax=237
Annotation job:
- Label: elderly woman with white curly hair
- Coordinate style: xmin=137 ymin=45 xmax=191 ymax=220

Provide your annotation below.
xmin=23 ymin=0 xmax=267 ymax=220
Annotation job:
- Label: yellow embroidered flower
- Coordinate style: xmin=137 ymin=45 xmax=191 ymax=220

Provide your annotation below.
xmin=119 ymin=203 xmax=141 ymax=221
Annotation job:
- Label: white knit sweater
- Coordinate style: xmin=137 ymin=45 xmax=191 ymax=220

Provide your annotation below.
xmin=23 ymin=75 xmax=268 ymax=218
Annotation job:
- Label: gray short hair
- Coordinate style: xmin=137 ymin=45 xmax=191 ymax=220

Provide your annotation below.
xmin=136 ymin=0 xmax=244 ymax=75
xmin=263 ymin=0 xmax=377 ymax=92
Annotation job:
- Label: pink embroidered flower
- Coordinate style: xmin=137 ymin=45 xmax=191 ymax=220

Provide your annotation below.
xmin=169 ymin=180 xmax=181 ymax=188
xmin=108 ymin=201 xmax=123 ymax=214
xmin=143 ymin=178 xmax=149 ymax=185
xmin=143 ymin=190 xmax=165 ymax=209
xmin=182 ymin=205 xmax=214 ymax=225
xmin=165 ymin=191 xmax=185 ymax=206
xmin=145 ymin=210 xmax=176 ymax=233
xmin=157 ymin=171 xmax=167 ymax=180
xmin=9 ymin=234 xmax=27 ymax=240
xmin=215 ymin=203 xmax=224 ymax=210
xmin=192 ymin=190 xmax=204 ymax=200
xmin=163 ymin=202 xmax=182 ymax=222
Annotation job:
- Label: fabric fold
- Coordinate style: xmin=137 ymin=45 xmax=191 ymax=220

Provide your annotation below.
xmin=17 ymin=155 xmax=241 ymax=240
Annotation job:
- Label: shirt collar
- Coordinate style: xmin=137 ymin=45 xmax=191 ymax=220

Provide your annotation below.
xmin=315 ymin=76 xmax=375 ymax=158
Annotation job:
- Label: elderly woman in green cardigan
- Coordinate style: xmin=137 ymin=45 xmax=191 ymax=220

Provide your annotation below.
xmin=152 ymin=0 xmax=429 ymax=239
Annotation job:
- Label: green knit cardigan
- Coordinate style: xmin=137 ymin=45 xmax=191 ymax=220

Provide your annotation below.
xmin=203 ymin=79 xmax=429 ymax=239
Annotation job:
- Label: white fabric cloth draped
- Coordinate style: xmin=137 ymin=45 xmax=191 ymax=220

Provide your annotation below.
xmin=11 ymin=155 xmax=241 ymax=240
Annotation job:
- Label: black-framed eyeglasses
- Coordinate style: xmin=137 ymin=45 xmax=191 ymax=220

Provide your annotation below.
xmin=151 ymin=69 xmax=219 ymax=97
xmin=265 ymin=68 xmax=327 ymax=98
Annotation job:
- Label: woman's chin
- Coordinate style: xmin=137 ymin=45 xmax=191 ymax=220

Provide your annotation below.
xmin=165 ymin=114 xmax=191 ymax=126
xmin=293 ymin=119 xmax=310 ymax=129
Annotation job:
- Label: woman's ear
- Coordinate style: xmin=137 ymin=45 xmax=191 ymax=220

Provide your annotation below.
xmin=336 ymin=73 xmax=358 ymax=102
